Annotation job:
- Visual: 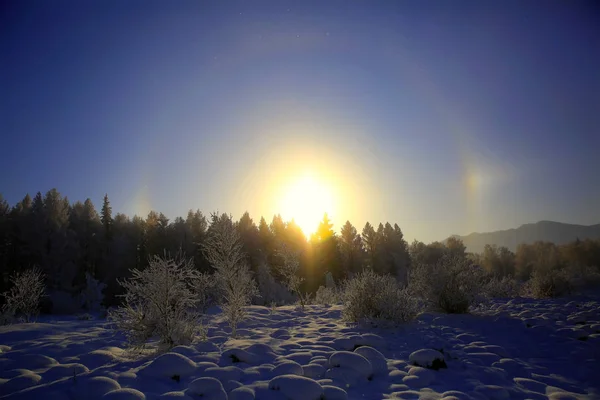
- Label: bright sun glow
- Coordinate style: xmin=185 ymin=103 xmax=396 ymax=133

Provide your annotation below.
xmin=278 ymin=173 xmax=335 ymax=236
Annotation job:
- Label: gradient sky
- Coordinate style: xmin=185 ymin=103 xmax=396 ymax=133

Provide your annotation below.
xmin=1 ymin=0 xmax=599 ymax=242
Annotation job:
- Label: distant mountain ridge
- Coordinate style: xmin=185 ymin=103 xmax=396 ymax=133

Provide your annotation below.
xmin=450 ymin=221 xmax=600 ymax=254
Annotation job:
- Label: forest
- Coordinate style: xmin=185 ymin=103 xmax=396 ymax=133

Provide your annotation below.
xmin=1 ymin=188 xmax=599 ymax=313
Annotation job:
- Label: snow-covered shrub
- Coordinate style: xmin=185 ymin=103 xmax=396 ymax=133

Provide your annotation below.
xmin=277 ymin=243 xmax=308 ymax=309
xmin=530 ymin=268 xmax=572 ymax=298
xmin=563 ymin=265 xmax=600 ymax=293
xmin=79 ymin=273 xmax=106 ymax=312
xmin=342 ymin=269 xmax=418 ymax=324
xmin=203 ymin=213 xmax=258 ymax=337
xmin=314 ymin=285 xmax=341 ymax=305
xmin=108 ymin=254 xmax=209 ymax=348
xmin=191 ymin=271 xmax=216 ymax=312
xmin=483 ymin=275 xmax=520 ymax=299
xmin=255 ymin=262 xmax=295 ymax=306
xmin=1 ymin=268 xmax=45 ymax=323
xmin=409 ymin=256 xmax=486 ymax=314
xmin=325 ymin=272 xmax=336 ymax=289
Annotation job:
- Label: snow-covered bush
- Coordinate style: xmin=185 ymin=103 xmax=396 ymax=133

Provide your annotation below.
xmin=203 ymin=213 xmax=258 ymax=337
xmin=563 ymin=265 xmax=600 ymax=293
xmin=255 ymin=262 xmax=295 ymax=306
xmin=325 ymin=271 xmax=336 ymax=289
xmin=108 ymin=254 xmax=209 ymax=348
xmin=483 ymin=275 xmax=520 ymax=299
xmin=1 ymin=268 xmax=45 ymax=323
xmin=277 ymin=243 xmax=308 ymax=309
xmin=79 ymin=273 xmax=106 ymax=312
xmin=409 ymin=256 xmax=486 ymax=314
xmin=529 ymin=268 xmax=572 ymax=298
xmin=342 ymin=269 xmax=418 ymax=324
xmin=314 ymin=285 xmax=341 ymax=305
xmin=192 ymin=271 xmax=217 ymax=312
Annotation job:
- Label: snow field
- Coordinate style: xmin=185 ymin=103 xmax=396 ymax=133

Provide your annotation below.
xmin=0 ymin=295 xmax=599 ymax=399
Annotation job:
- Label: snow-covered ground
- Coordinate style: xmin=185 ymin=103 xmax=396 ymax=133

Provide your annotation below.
xmin=1 ymin=295 xmax=599 ymax=399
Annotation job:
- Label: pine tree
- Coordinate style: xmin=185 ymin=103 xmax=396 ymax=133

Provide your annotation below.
xmin=100 ymin=194 xmax=113 ymax=240
xmin=310 ymin=213 xmax=342 ymax=285
xmin=339 ymin=220 xmax=365 ymax=276
xmin=361 ymin=222 xmax=377 ymax=270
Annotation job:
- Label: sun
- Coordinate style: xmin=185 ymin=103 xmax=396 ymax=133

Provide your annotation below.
xmin=278 ymin=173 xmax=335 ymax=236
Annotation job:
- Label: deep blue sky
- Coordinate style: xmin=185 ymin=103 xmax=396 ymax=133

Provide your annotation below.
xmin=1 ymin=0 xmax=599 ymax=242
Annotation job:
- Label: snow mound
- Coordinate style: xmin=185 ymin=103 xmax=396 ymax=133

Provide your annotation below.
xmin=302 ymin=363 xmax=325 ymax=379
xmin=187 ymin=377 xmax=227 ymax=399
xmin=322 ymin=385 xmax=348 ymax=400
xmin=357 ymin=333 xmax=387 ymax=350
xmin=44 ymin=363 xmax=89 ymax=380
xmin=229 ymin=386 xmax=255 ymax=400
xmin=4 ymin=371 xmax=42 ymax=392
xmin=474 ymin=384 xmax=510 ymax=400
xmin=195 ymin=341 xmax=221 ymax=353
xmin=245 ymin=343 xmax=276 ymax=355
xmin=408 ymin=349 xmax=446 ymax=370
xmin=221 ymin=348 xmax=260 ymax=365
xmin=328 ymin=351 xmax=372 ymax=378
xmin=73 ymin=376 xmax=121 ymax=400
xmin=353 ymin=346 xmax=388 ymax=375
xmin=11 ymin=353 xmax=58 ymax=369
xmin=203 ymin=366 xmax=244 ymax=383
xmin=170 ymin=345 xmax=198 ymax=357
xmin=159 ymin=392 xmax=193 ymax=398
xmin=402 ymin=366 xmax=436 ymax=387
xmin=271 ymin=361 xmax=304 ymax=377
xmin=268 ymin=374 xmax=323 ymax=400
xmin=271 ymin=329 xmax=290 ymax=338
xmin=103 ymin=388 xmax=146 ymax=399
xmin=79 ymin=349 xmax=120 ymax=368
xmin=138 ymin=352 xmax=197 ymax=379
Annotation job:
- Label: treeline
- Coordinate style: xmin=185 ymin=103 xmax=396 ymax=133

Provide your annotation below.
xmin=1 ymin=189 xmax=599 ymax=311
xmin=409 ymin=237 xmax=600 ymax=281
xmin=0 ymin=189 xmax=411 ymax=309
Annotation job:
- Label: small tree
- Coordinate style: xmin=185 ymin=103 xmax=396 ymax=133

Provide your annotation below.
xmin=277 ymin=243 xmax=308 ymax=309
xmin=203 ymin=213 xmax=258 ymax=337
xmin=1 ymin=268 xmax=45 ymax=323
xmin=80 ymin=273 xmax=106 ymax=312
xmin=108 ymin=253 xmax=208 ymax=348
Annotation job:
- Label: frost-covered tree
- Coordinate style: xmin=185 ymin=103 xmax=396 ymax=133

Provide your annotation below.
xmin=255 ymin=262 xmax=295 ymax=306
xmin=79 ymin=273 xmax=106 ymax=312
xmin=108 ymin=253 xmax=208 ymax=348
xmin=203 ymin=213 xmax=258 ymax=336
xmin=277 ymin=243 xmax=308 ymax=309
xmin=1 ymin=268 xmax=45 ymax=323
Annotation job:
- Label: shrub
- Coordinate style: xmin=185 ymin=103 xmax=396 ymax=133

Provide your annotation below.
xmin=342 ymin=269 xmax=418 ymax=324
xmin=277 ymin=243 xmax=308 ymax=309
xmin=530 ymin=268 xmax=572 ymax=298
xmin=314 ymin=286 xmax=341 ymax=305
xmin=409 ymin=256 xmax=486 ymax=314
xmin=483 ymin=275 xmax=520 ymax=299
xmin=1 ymin=268 xmax=45 ymax=323
xmin=108 ymin=254 xmax=209 ymax=348
xmin=79 ymin=273 xmax=106 ymax=312
xmin=255 ymin=263 xmax=295 ymax=306
xmin=564 ymin=265 xmax=600 ymax=293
